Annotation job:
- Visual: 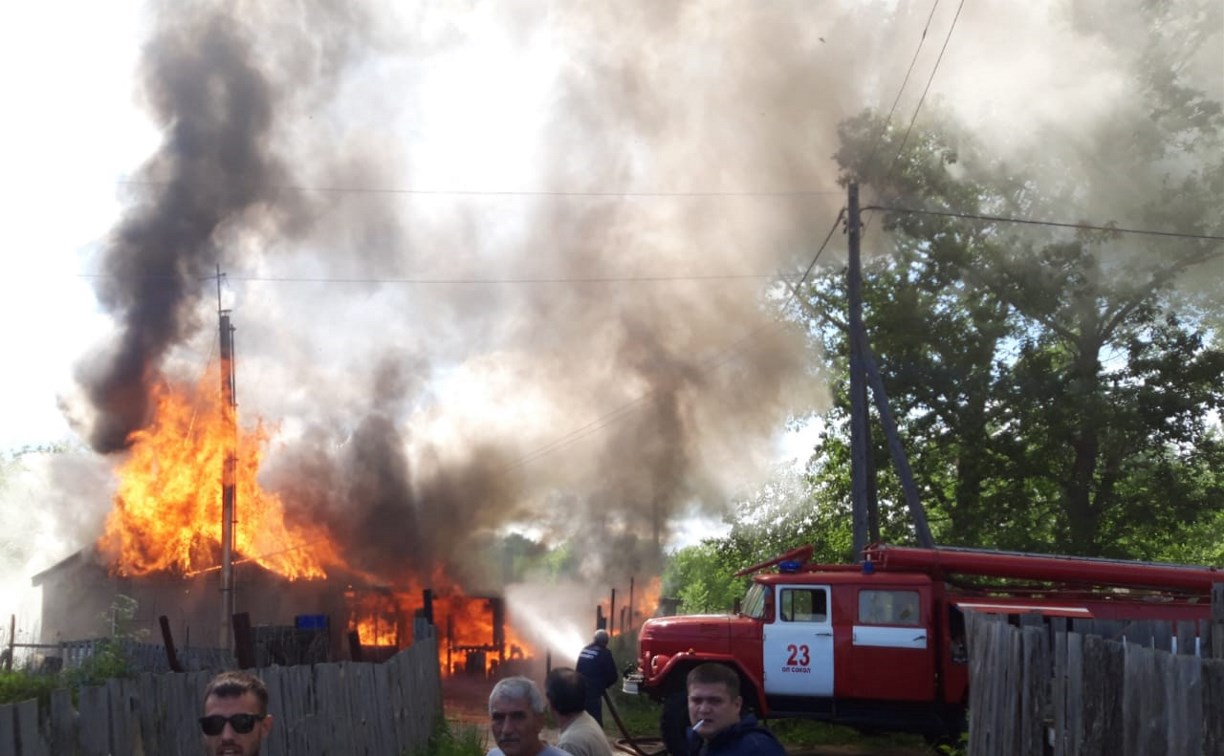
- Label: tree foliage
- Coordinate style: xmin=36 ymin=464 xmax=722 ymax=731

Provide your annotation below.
xmin=662 ymin=542 xmax=747 ymax=614
xmin=787 ymin=4 xmax=1224 ymax=560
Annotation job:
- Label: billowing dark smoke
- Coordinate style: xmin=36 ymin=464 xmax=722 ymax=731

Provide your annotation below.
xmin=77 ymin=8 xmax=299 ymax=452
xmin=71 ymin=0 xmax=832 ymax=593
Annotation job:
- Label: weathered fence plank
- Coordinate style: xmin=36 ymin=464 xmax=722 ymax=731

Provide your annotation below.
xmin=1203 ymin=659 xmax=1224 ymax=756
xmin=16 ymin=699 xmax=46 ymax=756
xmin=1175 ymin=620 xmax=1197 ymax=656
xmin=0 ymin=703 xmax=15 ymax=756
xmin=1168 ymin=654 xmax=1202 ymax=756
xmin=1019 ymin=626 xmax=1046 ymax=756
xmin=106 ymin=678 xmax=134 ymax=754
xmin=49 ymin=687 xmax=76 ymax=755
xmin=1080 ymin=635 xmax=1105 ymax=756
xmin=1122 ymin=643 xmax=1158 ymax=756
xmin=372 ymin=662 xmax=397 ymax=754
xmin=315 ymin=661 xmax=346 ymax=755
xmin=1065 ymin=631 xmax=1083 ymax=756
xmin=966 ymin=612 xmax=993 ymax=755
xmin=1213 ymin=584 xmax=1224 ymax=660
xmin=135 ymin=674 xmax=159 ymax=756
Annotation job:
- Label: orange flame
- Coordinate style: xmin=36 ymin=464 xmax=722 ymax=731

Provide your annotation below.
xmin=98 ymin=378 xmax=337 ymax=579
xmin=95 ymin=377 xmax=548 ymax=673
xmin=635 ymin=576 xmax=663 ymax=628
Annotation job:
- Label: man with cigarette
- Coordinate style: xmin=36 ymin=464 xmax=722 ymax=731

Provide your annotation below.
xmin=685 ymin=662 xmax=785 ymax=755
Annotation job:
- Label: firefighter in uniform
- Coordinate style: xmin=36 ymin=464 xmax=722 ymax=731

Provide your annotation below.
xmin=575 ymin=629 xmax=618 ymax=726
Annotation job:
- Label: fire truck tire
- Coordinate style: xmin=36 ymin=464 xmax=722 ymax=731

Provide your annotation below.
xmin=659 ymin=690 xmax=689 ymax=755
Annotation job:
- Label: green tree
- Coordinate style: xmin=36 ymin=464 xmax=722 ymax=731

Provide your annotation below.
xmin=793 ymin=2 xmax=1224 ymax=559
xmin=661 ymin=543 xmax=747 ymax=614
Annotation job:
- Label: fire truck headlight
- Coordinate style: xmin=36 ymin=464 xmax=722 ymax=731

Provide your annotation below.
xmin=650 ymin=654 xmax=670 ymax=675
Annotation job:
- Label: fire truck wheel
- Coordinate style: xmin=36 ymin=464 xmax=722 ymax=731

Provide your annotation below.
xmin=659 ymin=690 xmax=689 ymax=756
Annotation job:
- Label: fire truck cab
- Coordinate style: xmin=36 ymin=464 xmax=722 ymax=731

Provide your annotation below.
xmin=624 ymin=544 xmax=1218 ymax=754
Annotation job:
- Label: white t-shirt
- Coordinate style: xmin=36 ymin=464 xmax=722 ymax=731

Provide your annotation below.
xmin=486 ymin=746 xmax=569 ymax=756
xmin=556 ymin=712 xmax=615 ymax=756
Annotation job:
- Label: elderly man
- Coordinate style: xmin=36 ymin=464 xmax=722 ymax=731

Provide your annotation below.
xmin=685 ymin=662 xmax=784 ymax=756
xmin=544 ymin=668 xmax=614 ymax=756
xmin=200 ymin=670 xmax=274 ymax=756
xmin=487 ymin=676 xmax=568 ymax=756
xmin=575 ymin=629 xmax=618 ymax=725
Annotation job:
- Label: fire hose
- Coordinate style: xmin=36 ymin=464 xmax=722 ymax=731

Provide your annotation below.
xmin=603 ymin=690 xmax=669 ymax=756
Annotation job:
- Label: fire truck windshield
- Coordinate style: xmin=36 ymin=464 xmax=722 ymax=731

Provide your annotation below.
xmin=741 ymin=583 xmax=767 ymax=619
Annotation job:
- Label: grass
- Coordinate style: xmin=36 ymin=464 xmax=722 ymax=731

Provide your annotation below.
xmin=767 ymin=719 xmax=928 ymax=750
xmin=0 ymin=669 xmax=61 ymax=708
xmin=604 ymin=684 xmax=930 ymax=752
xmin=417 ymin=717 xmax=487 ymax=756
xmin=603 ymin=685 xmax=664 ymax=737
xmin=0 ymin=639 xmax=137 ymax=708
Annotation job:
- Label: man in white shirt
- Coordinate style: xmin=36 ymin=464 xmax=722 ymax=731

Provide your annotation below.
xmin=545 ymin=668 xmax=614 ymax=756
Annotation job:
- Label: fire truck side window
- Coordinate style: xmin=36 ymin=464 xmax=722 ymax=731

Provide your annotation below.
xmin=779 ymin=588 xmax=828 ymax=623
xmin=858 ymin=589 xmax=922 ymax=626
xmin=741 ymin=584 xmax=767 ymax=619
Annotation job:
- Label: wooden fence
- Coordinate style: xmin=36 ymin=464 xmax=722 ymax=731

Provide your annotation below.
xmin=59 ymin=639 xmax=235 ymax=674
xmin=966 ymin=611 xmax=1224 ymax=756
xmin=0 ymin=637 xmax=442 ymax=756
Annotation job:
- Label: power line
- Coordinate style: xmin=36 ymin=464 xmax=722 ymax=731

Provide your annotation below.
xmin=73 ymin=271 xmax=780 ymax=285
xmin=235 ymin=273 xmax=778 ymax=284
xmin=116 ymin=178 xmax=844 ymax=199
xmin=865 ymin=0 xmax=943 ymax=165
xmin=863 ymin=205 xmax=1224 ymax=242
xmin=861 ymin=0 xmax=947 ymax=236
xmin=887 ymin=0 xmax=968 ymax=174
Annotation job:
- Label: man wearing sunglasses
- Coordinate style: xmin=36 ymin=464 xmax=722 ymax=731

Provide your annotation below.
xmin=200 ymin=670 xmax=274 ymax=755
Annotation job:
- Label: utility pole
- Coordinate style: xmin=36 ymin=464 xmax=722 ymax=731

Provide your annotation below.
xmin=845 ymin=188 xmax=934 ymax=550
xmin=217 ymin=267 xmax=238 ymax=649
xmin=847 ymin=183 xmax=870 ymax=559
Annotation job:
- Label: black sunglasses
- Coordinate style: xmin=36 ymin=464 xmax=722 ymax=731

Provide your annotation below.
xmin=199 ymin=713 xmax=266 ymax=736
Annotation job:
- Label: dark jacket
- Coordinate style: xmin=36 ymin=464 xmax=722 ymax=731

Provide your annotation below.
xmin=685 ymin=714 xmax=786 ymax=756
xmin=575 ymin=643 xmax=618 ymax=724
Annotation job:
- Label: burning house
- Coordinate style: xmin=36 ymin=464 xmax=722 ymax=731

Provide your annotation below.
xmin=33 ymin=304 xmax=537 ymax=674
xmin=31 ymin=542 xmax=534 ymax=675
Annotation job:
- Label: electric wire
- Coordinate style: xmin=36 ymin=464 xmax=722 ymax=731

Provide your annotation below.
xmin=862 ymin=205 xmax=1224 ymax=242
xmin=859 ymin=0 xmax=944 ymax=236
xmin=863 ymin=0 xmax=968 ymax=235
xmin=887 ymin=0 xmax=967 ymax=172
xmin=72 ymin=272 xmax=780 ymax=285
xmin=863 ymin=0 xmax=943 ymax=168
xmin=231 ymin=273 xmax=777 ymax=284
xmin=116 ymin=178 xmax=844 ymax=199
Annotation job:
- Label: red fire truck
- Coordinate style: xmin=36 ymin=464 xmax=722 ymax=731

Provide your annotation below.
xmin=623 ymin=543 xmax=1220 ymax=753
